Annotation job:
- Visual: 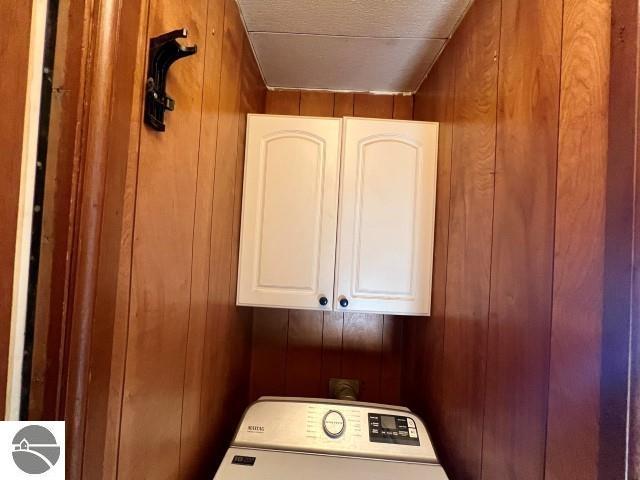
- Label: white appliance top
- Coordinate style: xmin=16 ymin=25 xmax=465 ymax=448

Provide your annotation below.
xmin=230 ymin=397 xmax=439 ymax=464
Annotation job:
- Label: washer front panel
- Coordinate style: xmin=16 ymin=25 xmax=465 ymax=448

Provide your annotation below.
xmin=232 ymin=398 xmax=437 ymax=463
xmin=213 ymin=447 xmax=449 ymax=480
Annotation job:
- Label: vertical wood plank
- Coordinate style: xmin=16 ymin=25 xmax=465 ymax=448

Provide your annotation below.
xmin=266 ymin=90 xmax=300 ymax=114
xmin=321 ymin=312 xmax=344 ymax=396
xmin=250 ymin=308 xmax=289 ymax=400
xmin=197 ymin=3 xmax=246 ymax=474
xmin=354 ymin=94 xmax=394 ymax=118
xmin=285 ymin=310 xmax=324 ymax=397
xmin=438 ymin=1 xmax=500 ymax=478
xmin=606 ymin=1 xmax=640 ymax=478
xmin=300 ymin=91 xmax=335 ymax=116
xmin=201 ymin=19 xmax=267 ymax=475
xmin=117 ymin=0 xmax=208 ymax=475
xmin=545 ymin=1 xmax=610 ymax=478
xmin=334 ymin=93 xmax=354 ymax=116
xmin=342 ymin=313 xmax=384 ymax=401
xmin=393 ymin=95 xmax=414 ymax=120
xmin=380 ymin=316 xmax=403 ymax=405
xmin=411 ymin=34 xmax=456 ymax=437
xmin=179 ymin=0 xmax=226 ymax=475
xmin=483 ymin=0 xmax=562 ymax=477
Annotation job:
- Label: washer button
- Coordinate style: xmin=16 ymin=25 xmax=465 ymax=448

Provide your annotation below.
xmin=409 ymin=427 xmax=418 ymax=438
xmin=407 ymin=418 xmax=416 ymax=428
xmin=323 ymin=410 xmax=345 ymax=438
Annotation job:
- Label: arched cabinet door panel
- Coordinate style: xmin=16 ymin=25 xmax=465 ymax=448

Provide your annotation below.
xmin=334 ymin=118 xmax=439 ymax=315
xmin=237 ymin=114 xmax=342 ymax=310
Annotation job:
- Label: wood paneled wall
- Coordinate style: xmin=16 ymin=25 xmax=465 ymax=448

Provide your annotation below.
xmin=409 ymin=0 xmax=613 ymax=478
xmin=250 ymin=90 xmax=414 ymax=406
xmin=71 ymin=0 xmax=266 ymax=478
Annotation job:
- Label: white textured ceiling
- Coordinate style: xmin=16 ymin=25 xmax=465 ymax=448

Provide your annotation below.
xmin=236 ymin=0 xmax=473 ymax=93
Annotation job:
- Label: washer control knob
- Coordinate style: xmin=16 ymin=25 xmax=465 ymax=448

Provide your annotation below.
xmin=323 ymin=410 xmax=345 ymax=438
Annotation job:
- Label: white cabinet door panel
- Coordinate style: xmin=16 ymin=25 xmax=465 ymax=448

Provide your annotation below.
xmin=237 ymin=114 xmax=341 ymax=309
xmin=335 ymin=118 xmax=438 ymax=315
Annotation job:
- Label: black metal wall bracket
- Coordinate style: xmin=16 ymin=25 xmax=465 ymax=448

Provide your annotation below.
xmin=144 ymin=28 xmax=197 ymax=132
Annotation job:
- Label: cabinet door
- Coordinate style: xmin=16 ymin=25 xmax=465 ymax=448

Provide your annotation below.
xmin=335 ymin=118 xmax=438 ymax=315
xmin=237 ymin=114 xmax=341 ymax=310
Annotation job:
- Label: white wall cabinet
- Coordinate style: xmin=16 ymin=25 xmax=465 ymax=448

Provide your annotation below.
xmin=236 ymin=115 xmax=342 ymax=310
xmin=237 ymin=114 xmax=438 ymax=316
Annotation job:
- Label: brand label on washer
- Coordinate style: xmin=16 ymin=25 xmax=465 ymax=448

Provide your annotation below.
xmin=232 ymin=455 xmax=256 ymax=466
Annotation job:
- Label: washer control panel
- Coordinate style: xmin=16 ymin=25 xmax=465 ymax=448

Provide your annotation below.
xmin=322 ymin=410 xmax=346 ymax=438
xmin=232 ymin=398 xmax=437 ymax=463
xmin=368 ymin=412 xmax=420 ymax=446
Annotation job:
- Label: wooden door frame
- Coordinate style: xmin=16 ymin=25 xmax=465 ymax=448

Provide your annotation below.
xmin=27 ymin=0 xmax=149 ymax=477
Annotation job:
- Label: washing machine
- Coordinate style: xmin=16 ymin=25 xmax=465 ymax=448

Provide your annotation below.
xmin=214 ymin=397 xmax=449 ymax=479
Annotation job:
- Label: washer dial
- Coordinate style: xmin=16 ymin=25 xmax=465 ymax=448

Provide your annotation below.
xmin=322 ymin=410 xmax=345 ymax=438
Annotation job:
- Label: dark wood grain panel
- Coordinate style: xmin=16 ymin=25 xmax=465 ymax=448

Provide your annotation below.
xmin=342 ymin=313 xmax=384 ymax=401
xmin=321 ymin=312 xmax=344 ymax=396
xmin=286 ymin=310 xmax=324 ymax=397
xmin=300 ymin=91 xmax=335 ymax=116
xmin=408 ymin=0 xmax=621 ymax=478
xmin=410 ymin=35 xmax=457 ymax=430
xmin=545 ymin=0 xmax=610 ymax=478
xmin=380 ymin=316 xmax=403 ymax=405
xmin=600 ymin=0 xmax=637 ymax=477
xmin=334 ymin=93 xmax=355 ymax=116
xmin=483 ymin=0 xmax=562 ymax=477
xmin=411 ymin=34 xmax=456 ymax=437
xmin=438 ymin=1 xmax=500 ymax=478
xmin=354 ymin=93 xmax=394 ymax=118
xmin=266 ymin=89 xmax=300 ymax=114
xmin=250 ymin=308 xmax=289 ymax=400
xmin=393 ymin=95 xmax=414 ymax=120
xmin=628 ymin=4 xmax=640 ymax=468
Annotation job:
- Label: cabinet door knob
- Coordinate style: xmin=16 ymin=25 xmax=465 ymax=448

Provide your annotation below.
xmin=339 ymin=297 xmax=349 ymax=308
xmin=319 ymin=296 xmax=328 ymax=306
